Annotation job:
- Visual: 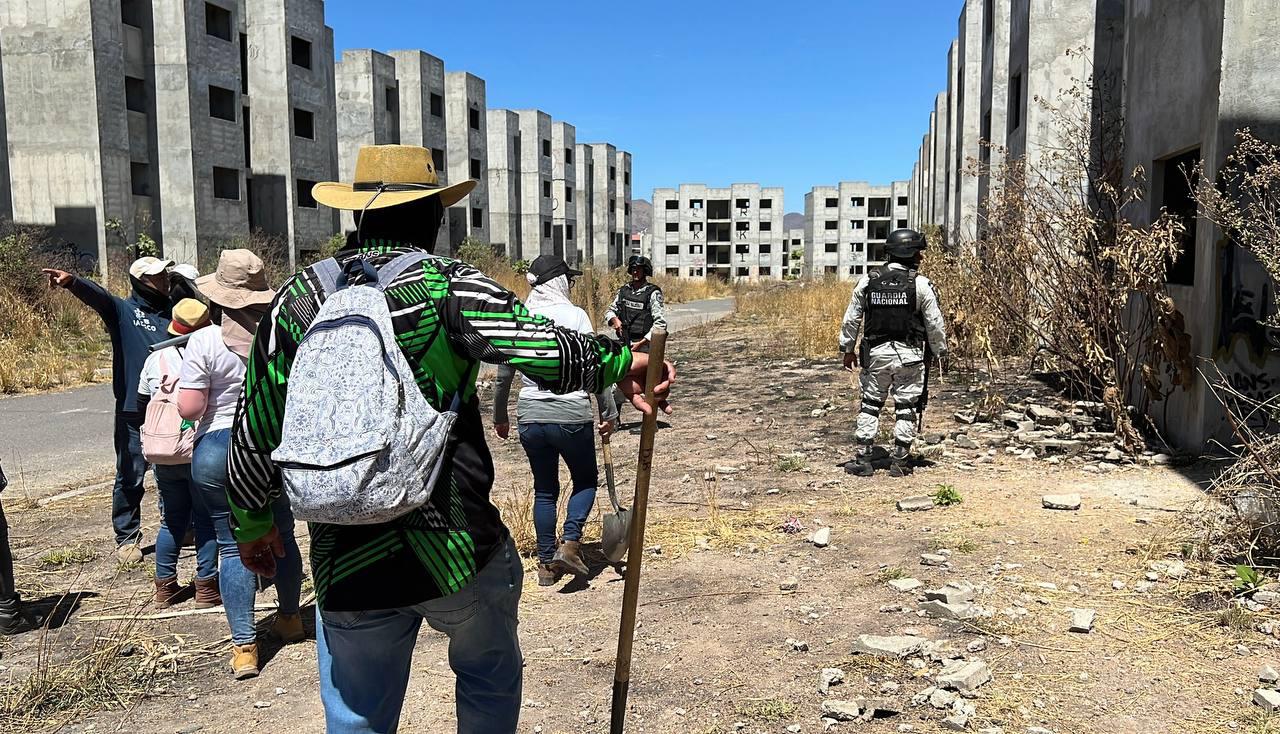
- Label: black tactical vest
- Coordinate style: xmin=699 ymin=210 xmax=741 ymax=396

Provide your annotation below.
xmin=618 ymin=282 xmax=660 ymax=341
xmin=863 ymin=267 xmax=925 ymax=348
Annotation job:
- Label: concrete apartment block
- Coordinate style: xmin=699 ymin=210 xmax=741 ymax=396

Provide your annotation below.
xmin=943 ymin=41 xmax=959 ymax=235
xmin=930 ymin=93 xmax=949 ymax=229
xmin=616 ymin=151 xmax=633 ymax=258
xmin=953 ymin=0 xmax=984 ymax=243
xmin=1121 ymin=0 xmax=1279 ymax=450
xmin=335 ymin=49 xmax=399 ymax=233
xmin=444 ymin=71 xmax=487 ymax=249
xmin=652 ymin=183 xmax=784 ymax=282
xmin=977 ymin=0 xmax=1010 ymax=235
xmin=0 ymin=35 xmax=10 ymax=220
xmin=784 ymin=228 xmax=805 ymax=278
xmin=551 ymin=121 xmax=578 ymax=265
xmin=2 ymin=0 xmax=153 ymax=275
xmin=804 ymin=182 xmax=910 ymax=280
xmin=578 ymin=143 xmax=626 ymax=270
xmin=485 ymin=109 xmax=520 ymax=258
xmin=245 ymin=0 xmax=339 ymax=265
xmin=391 ymin=50 xmax=449 ymax=253
xmin=514 ymin=110 xmax=553 ymax=262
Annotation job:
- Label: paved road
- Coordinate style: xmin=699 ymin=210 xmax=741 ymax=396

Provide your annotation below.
xmin=0 ymin=296 xmax=735 ymax=497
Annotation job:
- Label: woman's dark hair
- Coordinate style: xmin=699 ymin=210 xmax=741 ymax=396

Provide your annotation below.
xmin=351 ymin=196 xmax=446 ymax=250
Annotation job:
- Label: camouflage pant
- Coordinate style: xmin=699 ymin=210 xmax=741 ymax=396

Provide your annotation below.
xmin=856 ymin=352 xmax=925 ymax=450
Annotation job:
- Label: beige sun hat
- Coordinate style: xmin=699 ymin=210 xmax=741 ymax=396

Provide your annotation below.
xmin=311 ymin=144 xmax=477 ymax=212
xmin=195 ymin=249 xmax=275 ymax=309
xmin=128 ymin=256 xmax=175 ymax=280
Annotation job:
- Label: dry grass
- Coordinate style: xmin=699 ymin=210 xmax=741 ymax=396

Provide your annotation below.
xmin=735 ymin=280 xmax=848 ymax=359
xmin=38 ymin=545 xmax=99 ymax=567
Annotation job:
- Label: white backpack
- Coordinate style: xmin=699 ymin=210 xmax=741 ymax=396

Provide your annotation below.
xmin=140 ymin=348 xmax=197 ymax=465
xmin=272 ymin=253 xmax=466 ymax=525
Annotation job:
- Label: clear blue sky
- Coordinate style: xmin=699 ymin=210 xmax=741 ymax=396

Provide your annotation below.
xmin=329 ymin=0 xmax=963 ymax=213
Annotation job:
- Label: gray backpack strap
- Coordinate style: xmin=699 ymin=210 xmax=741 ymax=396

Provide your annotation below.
xmin=376 ymin=252 xmax=433 ymax=291
xmin=311 ymin=257 xmax=343 ymax=299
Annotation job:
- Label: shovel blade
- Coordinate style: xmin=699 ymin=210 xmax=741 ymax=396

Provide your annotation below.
xmin=602 ymin=508 xmax=632 ymax=563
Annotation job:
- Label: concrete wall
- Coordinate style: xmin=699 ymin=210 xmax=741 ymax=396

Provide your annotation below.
xmin=485 ymin=109 xmax=519 ymax=258
xmin=444 ymin=71 xmax=487 ymax=249
xmin=514 ymin=109 xmax=552 ymax=262
xmin=335 ymin=49 xmax=398 ymax=233
xmin=784 ymin=227 xmax=804 ymax=277
xmin=617 ymin=150 xmax=633 ymax=266
xmin=977 ymin=0 xmax=1010 ymax=235
xmin=391 ymin=49 xmax=448 ymax=253
xmin=0 ymin=34 xmax=11 ymax=220
xmin=551 ymin=121 xmax=577 ymax=264
xmin=953 ymin=0 xmax=984 ymax=242
xmin=582 ymin=143 xmax=619 ymax=270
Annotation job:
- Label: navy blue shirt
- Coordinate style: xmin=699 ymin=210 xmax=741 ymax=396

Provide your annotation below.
xmin=68 ymin=276 xmax=171 ymax=414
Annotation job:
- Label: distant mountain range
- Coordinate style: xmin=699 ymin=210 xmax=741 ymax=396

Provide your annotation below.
xmin=629 ymin=198 xmax=804 ymax=235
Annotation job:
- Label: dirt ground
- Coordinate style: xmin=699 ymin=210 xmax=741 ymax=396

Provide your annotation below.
xmin=1 ymin=316 xmax=1274 ymax=734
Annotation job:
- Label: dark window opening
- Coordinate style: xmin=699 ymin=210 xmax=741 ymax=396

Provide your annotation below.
xmin=471 ymin=207 xmax=483 ymax=228
xmin=759 ymin=199 xmax=772 ymax=208
xmin=825 ymin=197 xmax=839 ymax=208
xmin=239 ymin=34 xmax=248 ymax=94
xmin=851 ymin=196 xmax=865 ymax=207
xmin=984 ymin=0 xmax=994 ymax=37
xmin=666 ymin=244 xmax=679 ymax=254
xmin=121 ymin=0 xmax=145 ymax=27
xmin=737 ymin=267 xmax=749 ymax=277
xmin=854 ymin=242 xmax=865 ymax=253
xmin=825 ymin=266 xmax=838 ymax=275
xmin=824 ymin=220 xmax=838 ymax=230
xmin=869 ymin=221 xmax=890 ymax=239
xmin=130 ymin=162 xmax=151 ymax=197
xmin=429 ymin=93 xmax=443 ymax=117
xmin=665 ymin=199 xmax=679 ymax=210
xmin=296 ymin=179 xmax=317 ymax=208
xmin=293 ymin=108 xmax=314 ymax=139
xmin=708 ymin=200 xmax=730 ymax=219
xmin=125 ymin=76 xmax=146 ymax=113
xmin=565 ymin=186 xmax=573 ymax=203
xmin=385 ymin=86 xmax=398 ymax=112
xmin=760 ymin=266 xmax=772 ymax=276
xmin=897 ymin=196 xmax=908 ymax=206
xmin=760 ymin=221 xmax=772 ymax=231
xmin=853 ymin=220 xmax=865 ymax=230
xmin=542 ymin=139 xmax=551 ymax=158
xmin=565 ymin=147 xmax=574 ymax=164
xmin=470 ymin=157 xmax=481 ymax=179
xmin=242 ymin=105 xmax=251 ymax=167
xmin=735 ymin=221 xmax=750 ymax=231
xmin=431 ymin=149 xmax=445 ymax=176
xmin=205 ymin=3 xmax=232 ymax=41
xmin=208 ymin=85 xmax=236 ymax=121
xmin=566 ymin=225 xmax=574 ymax=241
xmin=736 ymin=198 xmax=750 ymax=209
xmin=981 ymin=111 xmax=992 ymax=163
xmin=868 ymin=198 xmax=891 ymax=218
xmin=468 ymin=107 xmax=480 ymax=130
xmin=624 ymin=202 xmax=631 ymax=215
xmin=543 ymin=180 xmax=551 ymax=198
xmin=897 ymin=219 xmax=908 ymax=229
xmin=212 ymin=167 xmax=240 ymax=200
xmin=609 ymin=166 xmax=616 ymax=180
xmin=543 ymin=221 xmax=552 ymax=239
xmin=1160 ymin=148 xmax=1200 ymax=286
xmin=291 ymin=36 xmax=312 ymax=69
xmin=665 ymin=223 xmax=679 ymax=232
xmin=624 ymin=171 xmax=630 ymax=186
xmin=1008 ymin=73 xmax=1023 ymax=133
xmin=824 ymin=242 xmax=838 ymax=253
xmin=759 ymin=243 xmax=771 ymax=253
xmin=736 ymin=244 xmax=749 ymax=254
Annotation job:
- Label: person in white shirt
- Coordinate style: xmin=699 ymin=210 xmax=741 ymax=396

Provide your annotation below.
xmin=176 ymin=249 xmax=305 ymax=680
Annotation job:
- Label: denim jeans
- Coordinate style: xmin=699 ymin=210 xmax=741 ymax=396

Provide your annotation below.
xmin=517 ymin=422 xmax=599 ymax=565
xmin=192 ymin=428 xmax=304 ymax=645
xmin=153 ymin=463 xmax=218 ymax=581
xmin=111 ymin=412 xmax=148 ymax=546
xmin=0 ymin=498 xmax=16 ymax=607
xmin=316 ymin=538 xmax=523 ymax=734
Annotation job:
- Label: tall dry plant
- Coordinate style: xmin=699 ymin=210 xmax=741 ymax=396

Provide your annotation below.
xmin=965 ymin=68 xmax=1193 ymax=452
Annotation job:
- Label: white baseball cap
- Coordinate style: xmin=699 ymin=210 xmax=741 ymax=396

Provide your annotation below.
xmin=171 ymin=263 xmax=200 ymax=281
xmin=128 ymin=256 xmax=175 ymax=280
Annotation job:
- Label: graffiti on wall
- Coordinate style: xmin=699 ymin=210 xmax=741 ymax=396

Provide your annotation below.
xmin=1214 ymin=241 xmax=1280 ymax=431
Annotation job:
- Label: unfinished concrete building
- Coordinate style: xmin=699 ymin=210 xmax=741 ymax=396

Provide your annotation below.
xmin=650 ymin=184 xmax=785 ymax=282
xmin=485 ymin=109 xmax=520 ymax=258
xmin=577 ymin=143 xmax=630 ymax=270
xmin=0 ymin=35 xmax=9 ymax=220
xmin=389 ymin=49 xmax=448 ymax=253
xmin=334 ymin=49 xmax=400 ymax=234
xmin=514 ymin=110 xmax=553 ymax=262
xmin=952 ymin=0 xmax=985 ymax=242
xmin=551 ymin=121 xmax=578 ymax=265
xmin=784 ymin=228 xmax=805 ymax=278
xmin=804 ymin=182 xmax=910 ymax=280
xmin=444 ymin=71 xmax=488 ymax=249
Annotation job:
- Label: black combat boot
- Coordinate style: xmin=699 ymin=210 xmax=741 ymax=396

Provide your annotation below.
xmin=846 ymin=443 xmax=876 ymax=477
xmin=889 ymin=444 xmax=914 ymax=477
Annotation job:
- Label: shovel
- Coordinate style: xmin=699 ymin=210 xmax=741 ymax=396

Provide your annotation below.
xmin=600 ymin=436 xmax=631 ymax=563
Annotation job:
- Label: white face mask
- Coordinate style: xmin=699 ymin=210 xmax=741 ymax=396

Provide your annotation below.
xmin=221 ymin=305 xmax=268 ymax=360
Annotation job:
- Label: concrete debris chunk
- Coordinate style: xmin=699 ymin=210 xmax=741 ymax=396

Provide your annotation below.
xmin=920 ymin=600 xmax=981 ymax=621
xmin=936 ymin=659 xmax=993 ymax=694
xmin=1260 ymin=665 xmax=1279 ymax=684
xmin=929 ymin=688 xmax=959 ymax=709
xmin=954 ymin=411 xmax=977 ymax=424
xmin=780 ymin=577 xmax=799 ymax=591
xmin=819 ymin=700 xmax=862 ymax=722
xmin=1042 ymin=494 xmax=1082 ymax=511
xmin=888 ymin=577 xmax=923 ymax=593
xmin=811 ymin=527 xmax=832 ymax=547
xmin=955 ymin=434 xmax=979 ymax=450
xmin=1027 ymin=728 xmax=1055 ymax=734
xmin=1253 ymin=590 xmax=1280 ymax=605
xmin=852 ymin=634 xmax=927 ymax=658
xmin=942 ymin=714 xmax=970 ymax=730
xmin=897 ymin=496 xmax=935 ymax=512
xmin=1068 ymin=608 xmax=1096 ymax=633
xmin=923 ymin=582 xmax=976 ymax=605
xmin=1029 ymin=405 xmax=1063 ymax=424
xmin=921 ymin=553 xmax=950 ymax=567
xmin=967 ymin=639 xmax=988 ymax=653
xmin=819 ymin=667 xmax=845 ymax=694
xmin=786 ymin=638 xmax=809 ymax=652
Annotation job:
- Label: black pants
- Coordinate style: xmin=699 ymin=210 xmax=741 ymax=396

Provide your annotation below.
xmin=0 ymin=499 xmax=16 ymax=606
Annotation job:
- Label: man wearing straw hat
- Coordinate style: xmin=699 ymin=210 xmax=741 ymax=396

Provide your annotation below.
xmin=226 ymin=145 xmax=674 ymax=733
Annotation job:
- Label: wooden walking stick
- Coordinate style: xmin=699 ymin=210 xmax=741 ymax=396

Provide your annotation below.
xmin=610 ymin=327 xmax=668 ymax=734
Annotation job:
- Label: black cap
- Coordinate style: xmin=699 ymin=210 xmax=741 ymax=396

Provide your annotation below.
xmin=527 ymin=254 xmax=583 ymax=286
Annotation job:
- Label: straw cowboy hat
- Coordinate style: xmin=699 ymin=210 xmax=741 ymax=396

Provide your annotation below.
xmin=168 ymin=298 xmax=211 ymax=336
xmin=311 ymin=145 xmax=476 ymax=212
xmin=196 ymin=249 xmax=276 ymax=309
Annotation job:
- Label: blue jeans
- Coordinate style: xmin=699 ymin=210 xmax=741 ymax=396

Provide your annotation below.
xmin=517 ymin=422 xmax=599 ymax=564
xmin=192 ymin=428 xmax=304 ymax=645
xmin=111 ymin=413 xmax=148 ymax=546
xmin=153 ymin=463 xmax=217 ymax=581
xmin=316 ymin=538 xmax=524 ymax=734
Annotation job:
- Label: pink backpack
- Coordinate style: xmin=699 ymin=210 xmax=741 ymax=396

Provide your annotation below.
xmin=141 ymin=349 xmax=197 ymax=465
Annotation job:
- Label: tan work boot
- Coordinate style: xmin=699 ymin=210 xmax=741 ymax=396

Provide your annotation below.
xmin=272 ymin=612 xmax=305 ymax=644
xmin=231 ymin=643 xmax=259 ymax=680
xmin=193 ymin=576 xmax=222 ymax=609
xmin=116 ymin=542 xmax=143 ymax=565
xmin=551 ymin=540 xmax=590 ymax=576
xmin=536 ymin=563 xmax=561 ymax=587
xmin=153 ymin=577 xmax=184 ymax=608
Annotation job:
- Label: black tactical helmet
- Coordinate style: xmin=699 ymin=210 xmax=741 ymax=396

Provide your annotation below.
xmin=885 ymin=228 xmax=928 ymax=259
xmin=627 ymin=255 xmax=653 ymax=277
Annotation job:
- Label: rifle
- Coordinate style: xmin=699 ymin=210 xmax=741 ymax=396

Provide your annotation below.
xmin=148 ymin=333 xmax=192 ymax=352
xmin=917 ymin=344 xmax=932 ymax=432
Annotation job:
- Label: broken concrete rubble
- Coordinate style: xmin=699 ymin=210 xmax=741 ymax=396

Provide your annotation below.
xmin=897 ymin=496 xmax=935 ymax=512
xmin=1068 ymin=608 xmax=1096 ymax=633
xmin=888 ymin=577 xmax=923 ymax=593
xmin=819 ymin=700 xmax=861 ymax=722
xmin=936 ymin=659 xmax=993 ymax=694
xmin=923 ymin=582 xmax=976 ymax=605
xmin=1042 ymin=494 xmax=1082 ymax=511
xmin=852 ymin=634 xmax=927 ymax=658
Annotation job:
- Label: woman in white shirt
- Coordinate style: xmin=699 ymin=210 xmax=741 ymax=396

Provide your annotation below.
xmin=177 ymin=249 xmax=304 ymax=681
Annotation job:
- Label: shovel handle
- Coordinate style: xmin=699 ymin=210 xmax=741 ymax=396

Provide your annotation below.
xmin=602 ymin=437 xmax=621 ymax=511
